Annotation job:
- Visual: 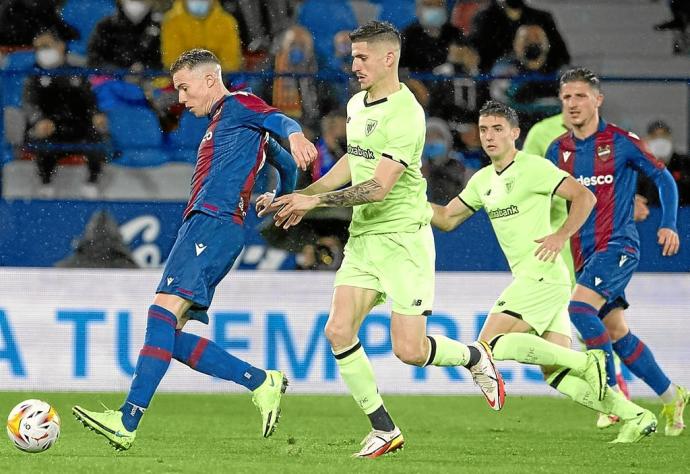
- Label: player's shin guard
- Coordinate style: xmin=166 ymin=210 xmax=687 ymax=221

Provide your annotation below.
xmin=490 ymin=332 xmax=588 ymax=371
xmin=569 ymin=301 xmax=616 ymax=386
xmin=121 ymin=305 xmax=177 ymax=431
xmin=547 ymin=368 xmax=643 ymax=420
xmin=424 ymin=335 xmax=472 ymax=367
xmin=173 ymin=331 xmax=267 ymax=390
xmin=613 ymin=331 xmax=671 ymax=396
xmin=334 ymin=341 xmax=385 ymax=417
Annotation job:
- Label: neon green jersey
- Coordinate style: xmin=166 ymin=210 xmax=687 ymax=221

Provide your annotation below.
xmin=523 ymin=113 xmax=575 ymax=286
xmin=459 ymin=151 xmax=571 ymax=284
xmin=345 ymin=84 xmax=432 ymax=236
xmin=522 ymin=113 xmax=567 ymax=158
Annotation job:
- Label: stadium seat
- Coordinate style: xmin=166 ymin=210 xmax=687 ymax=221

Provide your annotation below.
xmin=1 ymin=51 xmax=36 ymax=107
xmin=106 ymin=105 xmax=167 ymax=167
xmin=373 ymin=0 xmax=417 ymax=30
xmin=61 ymin=0 xmax=117 ymax=57
xmin=298 ymin=0 xmax=358 ymax=68
xmin=166 ymin=111 xmax=207 ymax=164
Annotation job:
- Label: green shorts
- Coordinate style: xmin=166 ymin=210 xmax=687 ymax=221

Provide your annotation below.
xmin=334 ymin=224 xmax=435 ymax=315
xmin=490 ymin=277 xmax=571 ymax=336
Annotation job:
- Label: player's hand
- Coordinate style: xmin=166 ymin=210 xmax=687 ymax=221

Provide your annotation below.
xmin=272 ymin=193 xmax=318 ymax=229
xmin=255 ymin=191 xmax=276 ymax=217
xmin=534 ymin=232 xmax=567 ymax=262
xmin=657 ymin=227 xmax=680 ymax=256
xmin=288 ymin=132 xmax=317 ymax=171
xmin=633 ymin=194 xmax=649 ymax=222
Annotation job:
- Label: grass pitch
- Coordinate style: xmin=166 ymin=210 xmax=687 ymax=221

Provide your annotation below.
xmin=1 ymin=392 xmax=688 ymax=473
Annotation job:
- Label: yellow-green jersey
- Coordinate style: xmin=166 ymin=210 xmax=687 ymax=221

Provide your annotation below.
xmin=345 ymin=83 xmax=432 ymax=236
xmin=459 ymin=151 xmax=571 ymax=285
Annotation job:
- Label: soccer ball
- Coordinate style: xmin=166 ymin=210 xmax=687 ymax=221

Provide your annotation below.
xmin=6 ymin=399 xmax=61 ymax=453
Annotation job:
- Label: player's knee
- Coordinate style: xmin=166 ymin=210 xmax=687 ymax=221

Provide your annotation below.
xmin=324 ymin=319 xmax=354 ymax=349
xmin=392 ymin=342 xmax=426 ymax=367
xmin=604 ymin=319 xmax=629 ymax=342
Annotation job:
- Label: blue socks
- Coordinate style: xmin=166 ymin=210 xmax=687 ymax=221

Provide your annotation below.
xmin=613 ymin=331 xmax=671 ymax=395
xmin=173 ymin=331 xmax=266 ymax=391
xmin=568 ymin=301 xmax=616 ymax=386
xmin=120 ymin=305 xmax=177 ymax=431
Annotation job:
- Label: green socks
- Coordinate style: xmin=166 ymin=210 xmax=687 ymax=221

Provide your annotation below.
xmin=491 ymin=333 xmax=588 ymax=371
xmin=334 ymin=341 xmax=383 ymax=415
xmin=547 ymin=368 xmax=644 ymax=420
xmin=426 ymin=335 xmax=471 ymax=367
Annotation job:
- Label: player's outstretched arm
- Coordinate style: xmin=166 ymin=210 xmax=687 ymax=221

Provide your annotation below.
xmin=271 ymin=156 xmax=404 ymax=229
xmin=430 ymin=198 xmax=474 ymax=232
xmin=535 ymin=176 xmax=596 ymax=262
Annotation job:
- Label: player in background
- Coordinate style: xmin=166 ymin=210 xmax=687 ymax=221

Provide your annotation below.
xmin=259 ymin=21 xmax=505 ymax=458
xmin=546 ymin=68 xmax=687 ymax=435
xmin=432 ymin=100 xmax=657 ymax=443
xmin=525 ymin=112 xmax=640 ymax=401
xmin=73 ymin=49 xmax=317 ymax=450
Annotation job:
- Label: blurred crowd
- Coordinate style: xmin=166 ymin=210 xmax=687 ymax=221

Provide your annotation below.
xmin=0 ymin=0 xmax=687 ymax=268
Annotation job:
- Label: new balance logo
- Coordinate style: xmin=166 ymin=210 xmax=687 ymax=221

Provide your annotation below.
xmin=619 ymin=255 xmax=628 ymax=267
xmin=594 ymin=277 xmax=602 ymax=286
xmin=166 ymin=277 xmax=174 ymax=286
xmin=485 ymin=189 xmax=491 ymax=196
xmin=563 ymin=151 xmax=571 ymax=162
xmin=195 ymin=243 xmax=207 ymax=256
xmin=497 ymin=300 xmax=505 ymax=306
xmin=412 ymin=299 xmax=423 ymax=307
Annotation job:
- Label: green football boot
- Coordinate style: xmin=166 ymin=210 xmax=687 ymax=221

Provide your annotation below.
xmin=610 ymin=409 xmax=657 ymax=443
xmin=72 ymin=406 xmax=136 ymax=451
xmin=660 ymin=385 xmax=689 ymax=436
xmin=252 ymin=370 xmax=288 ymax=438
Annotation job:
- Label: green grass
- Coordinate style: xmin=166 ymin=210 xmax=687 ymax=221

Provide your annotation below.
xmin=0 ymin=392 xmax=688 ymax=473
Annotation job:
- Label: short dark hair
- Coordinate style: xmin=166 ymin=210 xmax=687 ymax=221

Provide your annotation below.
xmin=170 ymin=48 xmax=220 ymax=75
xmin=647 ymin=119 xmax=671 ymax=135
xmin=560 ymin=67 xmax=601 ymax=91
xmin=349 ymin=21 xmax=401 ymax=46
xmin=479 ymin=100 xmax=519 ymax=128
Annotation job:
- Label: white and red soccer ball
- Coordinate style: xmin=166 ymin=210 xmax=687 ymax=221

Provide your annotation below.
xmin=6 ymin=399 xmax=61 ymax=453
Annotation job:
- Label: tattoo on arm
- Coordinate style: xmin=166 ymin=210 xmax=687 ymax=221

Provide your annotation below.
xmin=316 ymin=179 xmax=382 ymax=208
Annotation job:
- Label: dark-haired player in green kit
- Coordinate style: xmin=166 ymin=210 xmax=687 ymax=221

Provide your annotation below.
xmin=259 ymin=21 xmax=505 ymax=458
xmin=432 ymin=100 xmax=657 ymax=443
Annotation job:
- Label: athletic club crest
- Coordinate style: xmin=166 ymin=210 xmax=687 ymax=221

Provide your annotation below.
xmin=596 ymin=144 xmax=611 ymax=160
xmin=365 ymin=119 xmax=378 ymax=136
xmin=504 ymin=177 xmax=515 ymax=194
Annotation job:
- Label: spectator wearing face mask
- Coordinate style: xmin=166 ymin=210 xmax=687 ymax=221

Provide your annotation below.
xmin=88 ymin=0 xmax=162 ymax=72
xmin=161 ymin=0 xmax=242 ymax=71
xmin=271 ymin=25 xmax=320 ymax=128
xmin=471 ymin=0 xmax=569 ymax=73
xmin=400 ymin=0 xmax=465 ymax=73
xmin=421 ymin=117 xmax=467 ymax=203
xmin=490 ymin=24 xmax=561 ymax=132
xmin=23 ymin=31 xmax=108 ymax=199
xmin=639 ymin=120 xmax=690 ymax=206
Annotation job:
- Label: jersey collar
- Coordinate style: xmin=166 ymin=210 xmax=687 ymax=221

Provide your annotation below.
xmin=208 ymin=95 xmax=228 ymax=119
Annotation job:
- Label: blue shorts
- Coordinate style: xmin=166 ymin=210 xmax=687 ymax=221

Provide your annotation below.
xmin=576 ymin=243 xmax=638 ymax=319
xmin=156 ymin=212 xmax=244 ymax=324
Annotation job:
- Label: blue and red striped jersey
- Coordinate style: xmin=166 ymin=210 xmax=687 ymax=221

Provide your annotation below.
xmin=546 ymin=119 xmax=677 ymax=271
xmin=184 ymin=90 xmax=295 ymax=223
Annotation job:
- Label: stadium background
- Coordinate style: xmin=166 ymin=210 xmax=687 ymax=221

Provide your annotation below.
xmin=0 ymin=1 xmax=689 ymax=467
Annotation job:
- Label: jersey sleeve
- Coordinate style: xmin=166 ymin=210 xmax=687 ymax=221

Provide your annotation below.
xmin=458 ymin=172 xmax=483 ymax=212
xmin=623 ymin=133 xmax=679 ymax=230
xmin=528 ymin=155 xmax=570 ymax=195
xmin=544 ymin=140 xmax=560 ymax=165
xmin=380 ymin=106 xmax=424 ymax=168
